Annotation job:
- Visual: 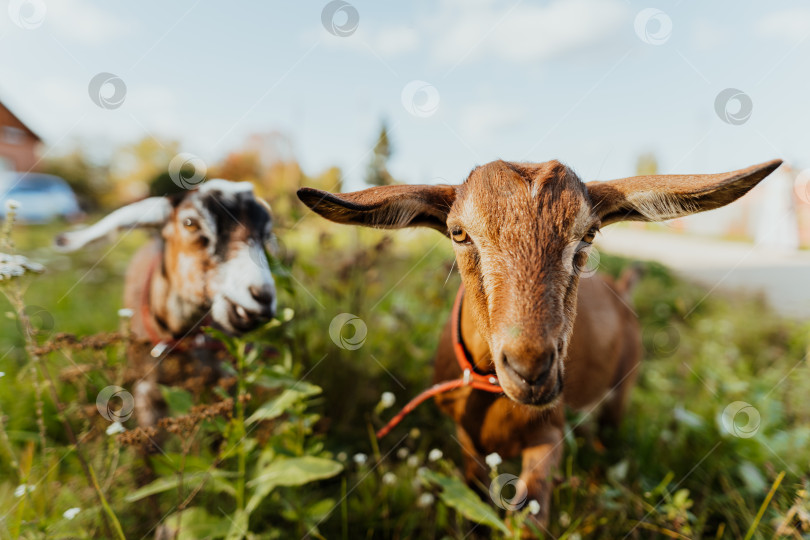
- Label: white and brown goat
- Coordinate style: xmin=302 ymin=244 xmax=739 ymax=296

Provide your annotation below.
xmin=56 ymin=180 xmax=277 ymax=429
xmin=298 ymin=159 xmax=781 ymax=533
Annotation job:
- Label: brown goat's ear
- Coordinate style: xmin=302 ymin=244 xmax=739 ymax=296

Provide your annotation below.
xmin=587 ymin=159 xmax=782 ymax=226
xmin=297 ymin=184 xmax=457 ymax=232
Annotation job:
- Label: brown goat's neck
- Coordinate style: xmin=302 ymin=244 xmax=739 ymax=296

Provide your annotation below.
xmin=460 ymin=290 xmax=496 ymax=374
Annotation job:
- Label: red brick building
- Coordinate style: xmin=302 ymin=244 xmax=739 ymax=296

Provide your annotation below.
xmin=0 ymin=100 xmax=41 ymax=172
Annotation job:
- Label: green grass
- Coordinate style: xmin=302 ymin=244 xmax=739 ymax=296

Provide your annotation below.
xmin=0 ymin=218 xmax=808 ymax=538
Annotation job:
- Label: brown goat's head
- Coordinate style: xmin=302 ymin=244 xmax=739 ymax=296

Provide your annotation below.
xmin=56 ymin=180 xmax=277 ymax=335
xmin=298 ymin=159 xmax=781 ymax=406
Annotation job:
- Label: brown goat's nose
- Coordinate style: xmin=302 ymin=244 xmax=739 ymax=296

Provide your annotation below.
xmin=501 ymin=346 xmax=556 ymax=386
xmin=249 ymin=284 xmax=275 ymax=306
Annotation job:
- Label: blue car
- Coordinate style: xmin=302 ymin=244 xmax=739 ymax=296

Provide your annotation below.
xmin=0 ymin=172 xmax=81 ymax=223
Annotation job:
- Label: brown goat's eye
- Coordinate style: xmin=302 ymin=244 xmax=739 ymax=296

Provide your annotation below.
xmin=582 ymin=229 xmax=597 ymax=244
xmin=450 ymin=227 xmax=468 ymax=243
xmin=183 ymin=218 xmax=200 ymax=232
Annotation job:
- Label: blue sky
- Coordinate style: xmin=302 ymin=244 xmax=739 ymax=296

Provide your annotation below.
xmin=1 ymin=0 xmax=809 ymax=191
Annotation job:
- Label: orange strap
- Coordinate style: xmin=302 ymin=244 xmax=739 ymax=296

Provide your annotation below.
xmin=376 ymin=284 xmax=501 ymax=439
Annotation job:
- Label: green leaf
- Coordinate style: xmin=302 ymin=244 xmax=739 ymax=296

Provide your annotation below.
xmin=421 ymin=469 xmax=510 ymax=535
xmin=125 ymin=471 xmax=236 ymax=502
xmin=162 ymin=507 xmax=231 ymax=540
xmin=245 ymin=383 xmax=322 ymax=425
xmin=244 ymin=345 xmax=260 ymax=367
xmin=160 ymin=385 xmax=193 ymax=414
xmin=303 ymin=497 xmax=337 ymax=522
xmin=224 ymin=509 xmax=249 ymax=540
xmin=252 ymin=365 xmax=304 ymax=389
xmin=280 ymin=497 xmax=336 ymax=537
xmin=204 ymin=328 xmax=240 ymax=358
xmin=245 ymin=456 xmax=343 ymax=514
xmin=673 ymin=405 xmax=704 ymax=429
xmin=738 ymin=461 xmax=767 ymax=493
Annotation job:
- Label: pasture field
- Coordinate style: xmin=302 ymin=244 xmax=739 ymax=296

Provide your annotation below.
xmin=0 ymin=218 xmax=808 ymax=539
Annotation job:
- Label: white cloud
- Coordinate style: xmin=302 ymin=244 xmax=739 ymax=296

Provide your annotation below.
xmin=432 ymin=0 xmax=629 ymax=65
xmin=47 ymin=0 xmax=133 ymax=45
xmin=28 ymin=76 xmax=183 ymax=150
xmin=127 ymin=85 xmax=183 ymax=136
xmin=756 ymin=7 xmax=810 ymax=44
xmin=375 ymin=25 xmax=419 ymax=56
xmin=319 ymin=24 xmax=420 ymax=58
xmin=460 ymin=101 xmax=526 ymax=141
xmin=316 ymin=0 xmax=626 ymax=64
xmin=691 ymin=19 xmax=732 ymax=51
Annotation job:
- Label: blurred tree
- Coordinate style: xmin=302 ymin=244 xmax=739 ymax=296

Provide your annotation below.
xmin=636 ymin=152 xmax=659 ymax=176
xmin=41 ymin=145 xmax=111 ymax=212
xmin=149 ymin=169 xmax=192 ymax=197
xmin=110 ymin=137 xmax=181 ymax=204
xmin=365 ymin=120 xmax=395 ymax=187
xmin=308 ymin=166 xmax=342 ymax=193
xmin=217 ymin=151 xmax=262 ymax=185
xmin=210 ymin=150 xmax=302 ymax=226
xmin=211 ymin=133 xmax=344 ymax=228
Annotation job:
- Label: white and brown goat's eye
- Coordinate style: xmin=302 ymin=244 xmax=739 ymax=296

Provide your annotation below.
xmin=183 ymin=217 xmax=200 ymax=232
xmin=582 ymin=229 xmax=597 ymax=244
xmin=450 ymin=227 xmax=468 ymax=243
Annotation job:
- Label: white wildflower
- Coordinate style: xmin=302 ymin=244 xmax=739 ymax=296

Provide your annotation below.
xmin=428 ymin=448 xmax=443 ymax=462
xmin=63 ymin=507 xmax=80 ymax=520
xmin=0 ymin=253 xmax=44 ymax=281
xmin=336 ymin=451 xmax=347 ymax=462
xmin=382 ymin=472 xmax=397 ymax=486
xmin=106 ymin=422 xmax=125 ymax=435
xmin=14 ymin=484 xmax=34 ymax=497
xmin=117 ymin=308 xmax=134 ymax=318
xmin=380 ymin=391 xmax=396 ymax=409
xmin=485 ymin=452 xmax=502 ymax=469
xmin=0 ymin=372 xmax=5 ymax=378
xmin=5 ymin=199 xmax=20 ymax=211
xmin=417 ymin=493 xmax=435 ymax=507
xmin=528 ymin=500 xmax=541 ymax=515
xmin=559 ymin=511 xmax=571 ymax=527
xmin=353 ymin=453 xmax=368 ymax=466
xmin=406 ymin=455 xmax=420 ymax=467
xmin=396 ymin=447 xmax=409 ymax=460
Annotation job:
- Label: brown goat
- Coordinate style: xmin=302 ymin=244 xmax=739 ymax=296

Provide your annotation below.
xmin=297 ymin=158 xmax=781 ymax=532
xmin=56 ymin=180 xmax=277 ymax=429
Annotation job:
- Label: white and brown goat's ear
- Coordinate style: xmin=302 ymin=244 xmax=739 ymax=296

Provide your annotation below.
xmin=587 ymin=159 xmax=782 ymax=226
xmin=54 ymin=197 xmax=173 ymax=252
xmin=296 ymin=184 xmax=457 ymax=232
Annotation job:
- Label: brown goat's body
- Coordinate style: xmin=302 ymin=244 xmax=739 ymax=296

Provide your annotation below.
xmin=297 ymin=158 xmax=780 ymax=533
xmin=433 ymin=272 xmax=641 ymax=525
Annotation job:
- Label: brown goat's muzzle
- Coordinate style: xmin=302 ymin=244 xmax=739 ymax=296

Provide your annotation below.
xmin=497 ymin=345 xmax=564 ymax=407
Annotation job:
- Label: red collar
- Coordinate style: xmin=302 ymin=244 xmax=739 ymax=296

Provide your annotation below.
xmin=376 ymin=284 xmax=502 ymax=439
xmin=139 ymin=252 xmax=222 ymax=357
